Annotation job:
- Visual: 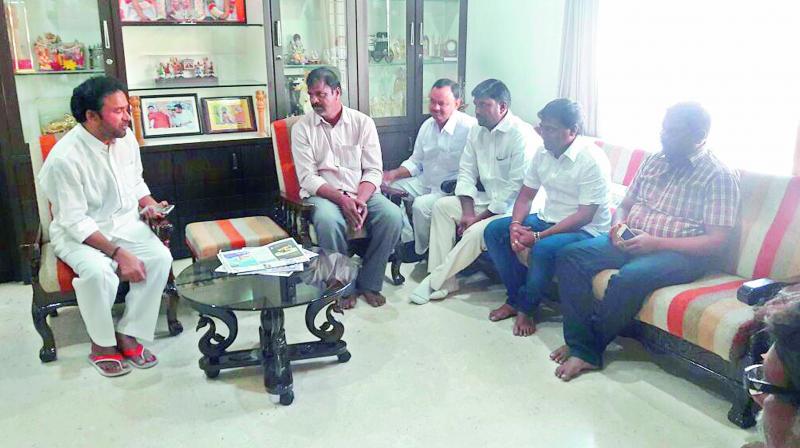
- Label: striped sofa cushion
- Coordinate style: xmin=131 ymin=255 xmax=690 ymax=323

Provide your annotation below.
xmin=726 ymin=173 xmax=800 ymax=282
xmin=39 ymin=243 xmax=77 ymax=294
xmin=594 ymin=140 xmax=648 ymax=187
xmin=185 ymin=216 xmax=289 ymax=260
xmin=271 ymin=116 xmax=303 ymax=202
xmin=592 ymin=271 xmax=755 ymax=361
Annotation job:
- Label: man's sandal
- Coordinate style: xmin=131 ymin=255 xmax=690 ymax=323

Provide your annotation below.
xmin=121 ymin=344 xmax=158 ymax=369
xmin=87 ymin=353 xmax=132 ymax=378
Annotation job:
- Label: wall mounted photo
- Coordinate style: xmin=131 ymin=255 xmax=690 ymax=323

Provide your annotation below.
xmin=140 ymin=94 xmax=202 ymax=138
xmin=201 ymin=96 xmax=256 ymax=134
xmin=118 ymin=0 xmax=247 ymax=24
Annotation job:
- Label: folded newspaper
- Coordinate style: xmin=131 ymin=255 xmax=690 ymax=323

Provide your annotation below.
xmin=215 ymin=238 xmax=319 ymax=276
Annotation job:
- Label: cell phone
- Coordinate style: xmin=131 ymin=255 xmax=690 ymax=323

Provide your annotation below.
xmin=616 ymin=224 xmax=636 ymax=241
xmin=154 ymin=204 xmax=175 ymax=215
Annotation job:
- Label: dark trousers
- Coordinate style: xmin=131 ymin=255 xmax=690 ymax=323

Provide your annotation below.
xmin=484 ymin=214 xmax=591 ymax=315
xmin=555 ymin=235 xmax=712 ymax=367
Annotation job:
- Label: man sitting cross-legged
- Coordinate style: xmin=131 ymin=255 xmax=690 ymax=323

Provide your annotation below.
xmin=410 ymin=79 xmax=538 ymax=304
xmin=483 ymin=99 xmax=611 ymax=336
xmin=552 ymin=102 xmax=741 ymax=381
xmin=292 ymin=67 xmax=403 ymax=309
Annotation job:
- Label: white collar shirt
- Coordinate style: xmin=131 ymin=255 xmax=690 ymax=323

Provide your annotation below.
xmin=37 ymin=125 xmax=152 ymax=245
xmin=400 ymin=110 xmax=477 ymax=193
xmin=523 ymin=135 xmax=612 ymax=236
xmin=291 ymin=106 xmax=383 ymax=198
xmin=454 ymin=111 xmax=539 ymax=214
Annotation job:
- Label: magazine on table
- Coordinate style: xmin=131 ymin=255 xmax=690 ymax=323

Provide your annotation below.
xmin=216 ymin=238 xmax=318 ymax=275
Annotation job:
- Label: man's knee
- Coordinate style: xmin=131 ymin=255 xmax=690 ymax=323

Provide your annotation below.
xmin=484 ymin=218 xmax=510 ymax=243
xmin=77 ymin=261 xmax=120 ymax=289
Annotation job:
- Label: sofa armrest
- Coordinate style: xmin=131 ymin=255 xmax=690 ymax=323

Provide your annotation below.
xmin=737 ymin=278 xmax=787 ymax=306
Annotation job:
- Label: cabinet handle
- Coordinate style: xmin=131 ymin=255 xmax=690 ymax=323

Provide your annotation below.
xmin=274 ymin=20 xmax=283 ymax=47
xmin=419 ymin=21 xmax=424 ymax=43
xmin=232 ymin=153 xmax=239 ymax=171
xmin=409 ymin=22 xmax=414 ymax=46
xmin=102 ymin=20 xmax=111 ymax=49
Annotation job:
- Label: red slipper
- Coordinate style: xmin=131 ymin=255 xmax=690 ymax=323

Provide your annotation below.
xmin=88 ymin=353 xmax=132 ymax=377
xmin=120 ymin=344 xmax=158 ymax=369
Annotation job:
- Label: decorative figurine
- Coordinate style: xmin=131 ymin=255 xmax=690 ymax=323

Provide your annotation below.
xmin=59 ymin=40 xmax=86 ymax=70
xmin=289 ymin=34 xmax=307 ymax=65
xmin=34 ymin=33 xmax=60 ymax=70
xmin=154 ymin=56 xmax=217 ymax=84
xmin=41 ymin=114 xmax=78 ymax=135
xmin=307 ymin=49 xmax=320 ymax=65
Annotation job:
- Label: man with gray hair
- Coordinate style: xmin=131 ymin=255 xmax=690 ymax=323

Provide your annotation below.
xmin=744 ymin=289 xmax=800 ymax=448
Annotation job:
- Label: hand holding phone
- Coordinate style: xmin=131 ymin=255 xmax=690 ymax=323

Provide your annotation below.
xmin=616 ymin=224 xmax=636 ymax=241
xmin=154 ymin=204 xmax=175 ymax=215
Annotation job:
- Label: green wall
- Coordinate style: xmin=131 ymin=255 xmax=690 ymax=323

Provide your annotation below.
xmin=464 ymin=0 xmax=564 ymax=124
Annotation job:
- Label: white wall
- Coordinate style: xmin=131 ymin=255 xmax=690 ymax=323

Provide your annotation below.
xmin=464 ymin=0 xmax=564 ymax=124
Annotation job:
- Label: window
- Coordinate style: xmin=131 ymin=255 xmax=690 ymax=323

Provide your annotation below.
xmin=597 ymin=1 xmax=800 ymax=175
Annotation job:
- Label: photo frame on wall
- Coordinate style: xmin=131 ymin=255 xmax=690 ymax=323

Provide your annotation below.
xmin=118 ymin=0 xmax=247 ymax=24
xmin=140 ymin=94 xmax=202 ymax=138
xmin=201 ymin=96 xmax=257 ymax=134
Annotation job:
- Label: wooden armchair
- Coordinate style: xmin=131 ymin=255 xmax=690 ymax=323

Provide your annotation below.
xmin=270 ymin=117 xmax=407 ymax=284
xmin=23 ymin=138 xmax=182 ymax=363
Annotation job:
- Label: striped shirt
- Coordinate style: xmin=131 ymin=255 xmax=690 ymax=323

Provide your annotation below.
xmin=625 ymin=149 xmax=740 ymax=238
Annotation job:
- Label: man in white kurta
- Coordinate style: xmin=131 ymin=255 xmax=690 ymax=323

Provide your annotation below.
xmin=37 ymin=76 xmax=172 ymax=376
xmin=383 ymin=79 xmax=477 ymax=256
xmin=411 ymin=79 xmax=539 ymax=304
xmin=291 ymin=67 xmax=402 ymax=309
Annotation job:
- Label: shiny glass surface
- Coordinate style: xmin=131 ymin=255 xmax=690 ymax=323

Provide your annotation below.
xmin=366 ymin=0 xmax=407 ymax=118
xmin=421 ymin=0 xmax=460 ymax=114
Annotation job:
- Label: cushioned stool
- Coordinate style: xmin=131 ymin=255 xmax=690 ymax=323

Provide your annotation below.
xmin=185 ymin=216 xmax=290 ymax=260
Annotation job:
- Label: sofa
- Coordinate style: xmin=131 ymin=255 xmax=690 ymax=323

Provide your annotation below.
xmin=531 ymin=140 xmax=799 ymax=428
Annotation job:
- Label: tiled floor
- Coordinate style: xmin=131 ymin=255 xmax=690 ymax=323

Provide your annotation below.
xmin=0 ymin=260 xmax=757 ymax=447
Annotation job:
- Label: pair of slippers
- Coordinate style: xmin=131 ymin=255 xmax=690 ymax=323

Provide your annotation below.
xmin=87 ymin=344 xmax=158 ymax=378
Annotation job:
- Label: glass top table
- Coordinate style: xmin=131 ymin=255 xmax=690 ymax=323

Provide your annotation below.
xmin=175 ymin=248 xmax=357 ymax=405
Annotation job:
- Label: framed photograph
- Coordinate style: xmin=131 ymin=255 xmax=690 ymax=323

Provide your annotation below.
xmin=119 ymin=0 xmax=247 ymax=24
xmin=140 ymin=94 xmax=202 ymax=138
xmin=201 ymin=96 xmax=257 ymax=134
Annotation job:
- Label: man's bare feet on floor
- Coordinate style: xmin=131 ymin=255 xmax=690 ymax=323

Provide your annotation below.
xmin=555 ymin=356 xmax=599 ymax=381
xmin=549 ymin=345 xmax=570 ymax=364
xmin=489 ymin=303 xmax=517 ymax=322
xmin=512 ymin=314 xmax=536 ymax=336
xmin=362 ymin=291 xmax=386 ymax=307
xmin=336 ymin=294 xmax=357 ymax=311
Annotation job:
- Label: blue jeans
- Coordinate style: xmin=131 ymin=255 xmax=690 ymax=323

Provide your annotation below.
xmin=555 ymin=235 xmax=713 ymax=367
xmin=484 ymin=214 xmax=592 ymax=315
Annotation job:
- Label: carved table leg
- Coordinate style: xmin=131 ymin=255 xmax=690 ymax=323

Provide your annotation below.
xmin=305 ymin=297 xmax=350 ymax=362
xmin=261 ymin=308 xmax=294 ymax=405
xmin=194 ymin=303 xmax=238 ymax=379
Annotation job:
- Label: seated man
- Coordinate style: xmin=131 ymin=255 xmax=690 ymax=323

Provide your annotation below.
xmin=747 ymin=291 xmax=800 ymax=448
xmin=37 ymin=76 xmax=174 ymax=377
xmin=484 ymin=99 xmax=611 ymax=337
xmin=410 ymin=79 xmax=539 ymax=304
xmin=383 ymin=78 xmax=476 ymax=256
xmin=552 ymin=102 xmax=741 ymax=381
xmin=291 ymin=67 xmax=403 ymax=309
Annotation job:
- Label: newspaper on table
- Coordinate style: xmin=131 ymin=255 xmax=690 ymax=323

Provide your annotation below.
xmin=215 ymin=238 xmax=319 ymax=276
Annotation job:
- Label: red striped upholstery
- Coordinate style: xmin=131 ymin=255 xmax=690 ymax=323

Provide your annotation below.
xmin=185 ymin=216 xmax=289 ymax=260
xmin=271 ymin=117 xmax=303 ymax=202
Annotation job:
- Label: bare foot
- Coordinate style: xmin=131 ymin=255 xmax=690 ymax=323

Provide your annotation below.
xmin=555 ymin=356 xmax=599 ymax=382
xmin=335 ymin=295 xmax=357 ymax=311
xmin=549 ymin=345 xmax=570 ymax=364
xmin=489 ymin=303 xmax=518 ymax=322
xmin=362 ymin=291 xmax=386 ymax=307
xmin=512 ymin=314 xmax=536 ymax=336
xmin=116 ymin=334 xmax=157 ymax=367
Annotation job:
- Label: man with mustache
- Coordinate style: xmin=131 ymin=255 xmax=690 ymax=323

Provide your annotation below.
xmin=552 ymin=102 xmax=741 ymax=381
xmin=291 ymin=67 xmax=403 ymax=309
xmin=38 ymin=76 xmax=173 ymax=377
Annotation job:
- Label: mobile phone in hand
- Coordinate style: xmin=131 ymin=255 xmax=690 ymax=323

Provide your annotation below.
xmin=154 ymin=204 xmax=175 ymax=215
xmin=616 ymin=224 xmax=636 ymax=241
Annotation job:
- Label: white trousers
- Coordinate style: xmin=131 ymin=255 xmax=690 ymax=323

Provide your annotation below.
xmin=391 ymin=177 xmax=446 ymax=255
xmin=54 ymin=222 xmax=173 ymax=347
xmin=428 ymin=196 xmax=508 ymax=290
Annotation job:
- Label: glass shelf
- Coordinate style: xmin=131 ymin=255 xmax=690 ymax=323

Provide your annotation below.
xmin=121 ymin=22 xmax=262 ymax=27
xmin=423 ymin=58 xmax=458 ymax=65
xmin=15 ymin=69 xmax=105 ymax=76
xmin=128 ymin=80 xmax=268 ymax=91
xmin=368 ymin=61 xmax=408 ymax=67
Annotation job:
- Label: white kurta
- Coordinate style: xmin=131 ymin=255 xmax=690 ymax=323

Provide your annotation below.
xmin=37 ymin=125 xmax=172 ymax=347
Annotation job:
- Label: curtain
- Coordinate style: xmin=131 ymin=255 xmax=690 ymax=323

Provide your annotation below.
xmin=558 ymin=0 xmax=599 ymax=136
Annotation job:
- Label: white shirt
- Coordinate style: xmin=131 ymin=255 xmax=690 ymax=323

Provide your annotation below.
xmin=38 ymin=125 xmax=151 ymax=245
xmin=401 ymin=110 xmax=477 ymax=193
xmin=454 ymin=111 xmax=539 ymax=214
xmin=291 ymin=106 xmax=383 ymax=198
xmin=524 ymin=136 xmax=612 ymax=236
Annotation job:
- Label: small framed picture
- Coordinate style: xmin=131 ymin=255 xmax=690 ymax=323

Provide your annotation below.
xmin=201 ymin=96 xmax=257 ymax=134
xmin=118 ymin=0 xmax=247 ymax=23
xmin=140 ymin=94 xmax=202 ymax=138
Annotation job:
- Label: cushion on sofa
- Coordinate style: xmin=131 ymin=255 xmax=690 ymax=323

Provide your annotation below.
xmin=38 ymin=243 xmax=76 ymax=294
xmin=185 ymin=216 xmax=289 ymax=260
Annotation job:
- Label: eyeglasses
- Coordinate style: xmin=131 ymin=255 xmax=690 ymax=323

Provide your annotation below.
xmin=535 ymin=124 xmax=562 ymax=135
xmin=743 ymin=364 xmax=800 ymax=402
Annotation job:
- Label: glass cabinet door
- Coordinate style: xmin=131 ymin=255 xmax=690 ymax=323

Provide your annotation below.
xmin=420 ymin=0 xmax=461 ymax=114
xmin=365 ymin=0 xmax=409 ymax=119
xmin=3 ymin=0 xmax=111 ymax=162
xmin=273 ymin=0 xmax=353 ymax=117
